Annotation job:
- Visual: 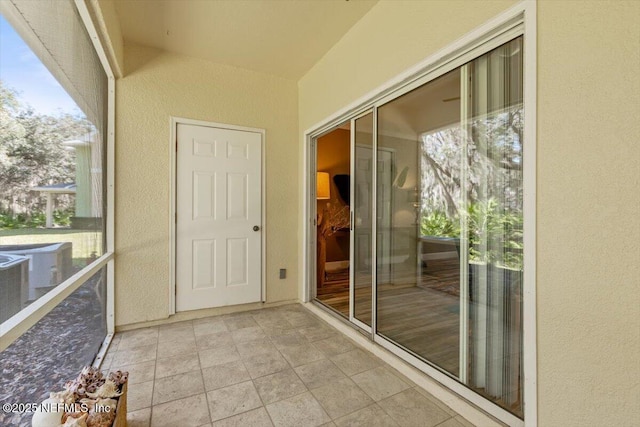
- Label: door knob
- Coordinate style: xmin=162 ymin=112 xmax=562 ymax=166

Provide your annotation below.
xmin=253 ymin=225 xmax=260 ymax=231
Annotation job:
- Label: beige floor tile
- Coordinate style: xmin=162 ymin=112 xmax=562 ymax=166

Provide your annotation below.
xmin=118 ymin=328 xmax=159 ymax=350
xmin=266 ymin=391 xmax=331 ymax=427
xmin=111 ymin=360 xmax=155 ymax=385
xmin=279 ymin=343 xmax=325 ymax=367
xmin=199 ymin=346 xmax=241 ymax=368
xmin=112 ymin=344 xmax=157 ymax=366
xmin=254 ymin=317 xmax=290 ymax=330
xmin=296 ymin=325 xmax=337 ymax=342
xmin=202 ymin=360 xmax=250 ymax=391
xmin=194 ymin=319 xmax=228 ymax=337
xmin=101 ymin=352 xmax=114 ymax=370
xmin=253 ymin=368 xmax=308 ymax=405
xmin=155 ymin=353 xmax=200 ymax=379
xmin=294 ymin=359 xmax=346 ymax=390
xmin=351 ymin=366 xmax=410 ymax=402
xmin=194 ymin=314 xmax=224 ymax=324
xmin=313 ymin=336 xmax=356 ymax=357
xmin=211 ymin=407 xmax=273 ymax=427
xmin=100 ymin=305 xmax=473 ymax=427
xmin=453 ymin=416 xmax=477 ymax=427
xmin=156 ymin=338 xmax=197 ymax=359
xmin=414 ymin=386 xmax=459 ymax=418
xmin=158 ymin=320 xmax=194 ymax=331
xmin=127 ymin=407 xmax=151 ymax=427
xmin=378 ymin=388 xmax=450 ymax=427
xmin=330 ymin=349 xmax=380 ymax=376
xmin=436 ymin=417 xmax=473 ymax=427
xmin=311 ymin=377 xmax=373 ymax=419
xmin=128 ymin=380 xmax=154 ymax=411
xmin=270 ymin=331 xmax=306 ymax=350
xmin=157 ymin=326 xmax=195 ymax=343
xmin=282 ymin=311 xmax=319 ymax=328
xmin=158 ymin=320 xmax=193 ymax=336
xmin=236 ymin=338 xmax=278 ymax=358
xmin=152 ymin=370 xmax=205 ymax=405
xmin=151 ymin=393 xmax=210 ymax=427
xmin=261 ymin=324 xmax=298 ymax=336
xmin=224 ymin=316 xmax=258 ymax=331
xmin=243 ymin=350 xmax=289 ymax=379
xmin=231 ymin=326 xmax=267 ymax=344
xmin=196 ymin=331 xmax=234 ymax=351
xmin=334 ymin=404 xmax=399 ymax=427
xmin=206 ymin=381 xmax=262 ymax=422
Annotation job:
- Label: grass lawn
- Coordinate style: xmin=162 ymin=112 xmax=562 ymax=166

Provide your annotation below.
xmin=0 ymin=228 xmax=102 ymax=265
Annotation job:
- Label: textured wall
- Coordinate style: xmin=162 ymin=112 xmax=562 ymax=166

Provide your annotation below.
xmin=297 ymin=0 xmax=517 ymax=132
xmin=93 ymin=0 xmax=124 ymax=76
xmin=298 ymin=0 xmax=640 ymax=424
xmin=116 ymin=43 xmax=299 ymax=326
xmin=536 ymin=1 xmax=640 ymax=425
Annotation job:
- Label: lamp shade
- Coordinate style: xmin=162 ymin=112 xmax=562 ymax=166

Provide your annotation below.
xmin=317 ymin=172 xmax=330 ymax=200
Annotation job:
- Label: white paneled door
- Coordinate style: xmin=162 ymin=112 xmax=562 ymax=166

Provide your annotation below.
xmin=176 ymin=123 xmax=262 ymax=311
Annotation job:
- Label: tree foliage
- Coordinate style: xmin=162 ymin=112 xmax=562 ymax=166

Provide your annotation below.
xmin=419 ymin=107 xmax=524 ymax=270
xmin=0 ymin=80 xmax=92 ymax=219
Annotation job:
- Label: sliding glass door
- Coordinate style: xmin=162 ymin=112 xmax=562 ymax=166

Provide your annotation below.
xmin=374 ymin=37 xmax=524 ymax=417
xmin=311 ymin=34 xmax=525 ymax=422
xmin=376 ymin=67 xmax=463 ymax=376
xmin=350 ymin=112 xmax=374 ymax=329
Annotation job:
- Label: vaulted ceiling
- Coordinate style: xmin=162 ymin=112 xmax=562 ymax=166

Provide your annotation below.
xmin=113 ymin=0 xmax=378 ymax=80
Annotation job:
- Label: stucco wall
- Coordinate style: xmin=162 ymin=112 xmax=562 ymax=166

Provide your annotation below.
xmin=298 ymin=0 xmax=640 ymax=425
xmin=115 ymin=42 xmax=299 ymax=326
xmin=536 ymin=1 xmax=639 ymax=425
xmin=93 ymin=0 xmax=124 ymax=77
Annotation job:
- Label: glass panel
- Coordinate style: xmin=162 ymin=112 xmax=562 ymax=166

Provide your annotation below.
xmin=375 ymin=37 xmax=524 ymax=418
xmin=0 ymin=267 xmax=107 ymax=426
xmin=376 ymin=69 xmax=462 ymax=375
xmin=0 ymin=12 xmax=107 ymax=323
xmin=315 ymin=123 xmax=351 ymax=317
xmin=466 ymin=37 xmax=524 ymax=418
xmin=353 ymin=113 xmax=374 ymax=326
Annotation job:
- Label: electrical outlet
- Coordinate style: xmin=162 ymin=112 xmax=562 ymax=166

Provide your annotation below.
xmin=279 ymin=269 xmax=286 ymax=279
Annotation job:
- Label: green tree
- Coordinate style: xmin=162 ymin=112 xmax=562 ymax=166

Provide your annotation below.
xmin=0 ymin=80 xmax=92 ymax=221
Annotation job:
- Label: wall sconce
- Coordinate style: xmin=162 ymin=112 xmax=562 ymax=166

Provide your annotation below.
xmin=317 ymin=172 xmax=330 ymax=200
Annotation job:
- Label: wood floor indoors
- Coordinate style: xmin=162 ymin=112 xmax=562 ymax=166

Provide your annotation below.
xmin=315 ymin=259 xmax=461 ymax=375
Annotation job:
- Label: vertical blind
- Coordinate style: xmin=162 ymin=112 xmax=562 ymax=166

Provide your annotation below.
xmin=467 ymin=37 xmax=524 ymax=414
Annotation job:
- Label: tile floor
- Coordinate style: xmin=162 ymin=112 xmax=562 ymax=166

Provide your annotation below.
xmin=101 ymin=304 xmax=475 ymax=427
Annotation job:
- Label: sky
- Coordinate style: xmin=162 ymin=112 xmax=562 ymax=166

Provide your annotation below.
xmin=0 ymin=15 xmax=82 ymax=116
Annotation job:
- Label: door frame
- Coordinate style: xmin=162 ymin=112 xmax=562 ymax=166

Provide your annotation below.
xmin=169 ymin=116 xmax=266 ymax=315
xmin=302 ymin=2 xmax=536 ymax=426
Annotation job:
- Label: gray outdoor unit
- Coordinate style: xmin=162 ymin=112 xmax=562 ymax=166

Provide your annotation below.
xmin=0 ymin=242 xmax=73 ymax=301
xmin=0 ymin=253 xmax=29 ymax=324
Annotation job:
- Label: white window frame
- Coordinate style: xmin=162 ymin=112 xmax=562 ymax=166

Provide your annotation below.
xmin=0 ymin=0 xmax=117 ymax=356
xmin=301 ymin=1 xmax=536 ymax=425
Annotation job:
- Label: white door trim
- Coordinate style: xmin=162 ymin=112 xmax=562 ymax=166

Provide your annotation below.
xmin=301 ymin=2 xmax=536 ymax=426
xmin=170 ymin=117 xmax=266 ymax=315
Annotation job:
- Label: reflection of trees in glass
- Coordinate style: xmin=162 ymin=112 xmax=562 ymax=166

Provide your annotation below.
xmin=419 ymin=106 xmax=523 ymax=269
xmin=0 ymin=81 xmax=93 ymax=226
